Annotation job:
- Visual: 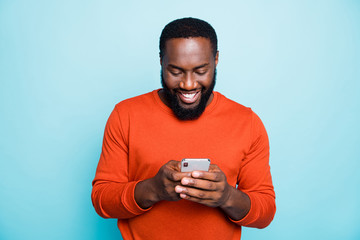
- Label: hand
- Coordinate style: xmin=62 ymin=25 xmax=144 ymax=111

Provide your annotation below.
xmin=174 ymin=164 xmax=232 ymax=208
xmin=152 ymin=160 xmax=191 ymax=201
xmin=135 ymin=160 xmax=190 ymax=208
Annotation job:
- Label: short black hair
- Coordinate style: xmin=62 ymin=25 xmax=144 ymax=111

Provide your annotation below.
xmin=159 ymin=17 xmax=218 ymax=59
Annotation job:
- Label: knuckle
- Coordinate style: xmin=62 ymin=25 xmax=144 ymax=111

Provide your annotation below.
xmin=171 ymin=172 xmax=180 ymax=181
xmin=217 ymin=173 xmax=226 ymax=182
xmin=214 ymin=174 xmax=222 ymax=182
xmin=210 ymin=164 xmax=219 ymax=170
xmin=188 ymin=179 xmax=195 ymax=186
xmin=198 ymin=191 xmax=205 ymax=198
xmin=160 ymin=166 xmax=168 ymax=175
xmin=170 ymin=172 xmax=175 ymax=180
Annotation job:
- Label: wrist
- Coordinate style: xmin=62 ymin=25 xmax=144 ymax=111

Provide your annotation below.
xmin=220 ymin=187 xmax=251 ymax=221
xmin=220 ymin=185 xmax=235 ymax=209
xmin=135 ymin=178 xmax=160 ymax=209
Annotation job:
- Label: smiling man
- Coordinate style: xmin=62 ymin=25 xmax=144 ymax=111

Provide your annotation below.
xmin=92 ymin=17 xmax=276 ymax=240
xmin=159 ymin=36 xmax=217 ymax=120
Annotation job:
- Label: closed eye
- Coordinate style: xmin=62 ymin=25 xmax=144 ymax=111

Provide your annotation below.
xmin=167 ymin=65 xmax=183 ymax=76
xmin=194 ymin=64 xmax=209 ymax=76
xmin=195 ymin=68 xmax=208 ymax=76
xmin=195 ymin=70 xmax=207 ymax=76
xmin=170 ymin=70 xmax=182 ymax=76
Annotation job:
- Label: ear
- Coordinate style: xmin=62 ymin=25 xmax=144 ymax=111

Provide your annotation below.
xmin=159 ymin=53 xmax=162 ymax=65
xmin=214 ymin=51 xmax=219 ymax=67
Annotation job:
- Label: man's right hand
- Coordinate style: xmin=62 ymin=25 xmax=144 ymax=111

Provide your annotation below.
xmin=134 ymin=160 xmax=190 ymax=209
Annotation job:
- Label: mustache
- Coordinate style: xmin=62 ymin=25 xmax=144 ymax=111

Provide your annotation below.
xmin=160 ymin=69 xmax=216 ymax=120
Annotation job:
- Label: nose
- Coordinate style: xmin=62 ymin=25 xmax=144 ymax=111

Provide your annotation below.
xmin=179 ymin=73 xmax=198 ymax=90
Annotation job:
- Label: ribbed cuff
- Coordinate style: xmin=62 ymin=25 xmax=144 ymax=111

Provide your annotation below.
xmin=229 ymin=193 xmax=257 ymax=226
xmin=122 ymin=181 xmax=152 ymax=215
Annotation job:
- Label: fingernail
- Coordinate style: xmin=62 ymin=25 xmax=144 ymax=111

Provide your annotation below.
xmin=175 ymin=185 xmax=184 ymax=193
xmin=180 ymin=193 xmax=187 ymax=199
xmin=182 ymin=178 xmax=189 ymax=185
xmin=192 ymin=171 xmax=200 ymax=177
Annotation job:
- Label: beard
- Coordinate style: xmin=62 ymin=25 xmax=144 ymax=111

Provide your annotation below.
xmin=161 ymin=69 xmax=216 ymax=121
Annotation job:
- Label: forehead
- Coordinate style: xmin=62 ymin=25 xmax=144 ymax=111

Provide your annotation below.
xmin=163 ymin=37 xmax=213 ymax=66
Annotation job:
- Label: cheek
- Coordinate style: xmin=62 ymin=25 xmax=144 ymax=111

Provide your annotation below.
xmin=200 ymin=74 xmax=214 ymax=87
xmin=163 ymin=74 xmax=181 ymax=88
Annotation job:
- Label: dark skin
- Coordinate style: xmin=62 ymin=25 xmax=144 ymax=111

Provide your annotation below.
xmin=134 ymin=37 xmax=251 ymax=221
xmin=159 ymin=37 xmax=216 ymax=109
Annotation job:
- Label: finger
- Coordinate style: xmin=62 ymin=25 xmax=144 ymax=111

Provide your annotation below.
xmin=161 ymin=160 xmax=190 ymax=181
xmin=175 ymin=185 xmax=213 ymax=200
xmin=165 ymin=168 xmax=191 ymax=181
xmin=176 ymin=186 xmax=224 ymax=208
xmin=166 ymin=160 xmax=182 ymax=171
xmin=208 ymin=164 xmax=220 ymax=171
xmin=178 ymin=194 xmax=218 ymax=208
xmin=181 ymin=177 xmax=217 ymax=191
xmin=191 ymin=170 xmax=224 ymax=182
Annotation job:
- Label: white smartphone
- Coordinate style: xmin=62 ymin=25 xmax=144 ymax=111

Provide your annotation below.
xmin=181 ymin=158 xmax=211 ymax=172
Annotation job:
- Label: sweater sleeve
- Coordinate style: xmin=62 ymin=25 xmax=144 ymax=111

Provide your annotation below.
xmin=91 ymin=105 xmax=151 ymax=219
xmin=230 ymin=112 xmax=276 ymax=228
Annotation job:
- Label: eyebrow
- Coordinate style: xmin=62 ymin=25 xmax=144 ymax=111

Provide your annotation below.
xmin=168 ymin=63 xmax=209 ymax=71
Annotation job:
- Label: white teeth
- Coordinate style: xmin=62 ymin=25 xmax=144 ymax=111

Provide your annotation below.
xmin=182 ymin=93 xmax=196 ymax=99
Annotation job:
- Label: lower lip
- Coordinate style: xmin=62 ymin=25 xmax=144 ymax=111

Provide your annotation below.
xmin=178 ymin=92 xmax=200 ymax=104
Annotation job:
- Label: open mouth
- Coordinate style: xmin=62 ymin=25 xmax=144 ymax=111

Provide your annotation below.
xmin=177 ymin=91 xmax=201 ymax=104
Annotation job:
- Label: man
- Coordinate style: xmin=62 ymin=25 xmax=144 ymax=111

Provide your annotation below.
xmin=92 ymin=17 xmax=275 ymax=240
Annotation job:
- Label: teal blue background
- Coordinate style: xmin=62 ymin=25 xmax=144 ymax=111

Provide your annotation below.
xmin=1 ymin=0 xmax=359 ymax=239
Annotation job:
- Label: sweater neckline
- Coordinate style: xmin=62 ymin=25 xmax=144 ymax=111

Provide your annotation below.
xmin=152 ymin=89 xmax=219 ymax=118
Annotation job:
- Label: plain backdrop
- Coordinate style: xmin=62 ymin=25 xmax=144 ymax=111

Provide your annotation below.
xmin=1 ymin=0 xmax=359 ymax=239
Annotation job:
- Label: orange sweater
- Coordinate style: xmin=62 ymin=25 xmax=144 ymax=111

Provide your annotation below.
xmin=92 ymin=90 xmax=275 ymax=240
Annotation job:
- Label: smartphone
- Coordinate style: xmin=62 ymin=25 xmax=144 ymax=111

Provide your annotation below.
xmin=181 ymin=158 xmax=211 ymax=172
